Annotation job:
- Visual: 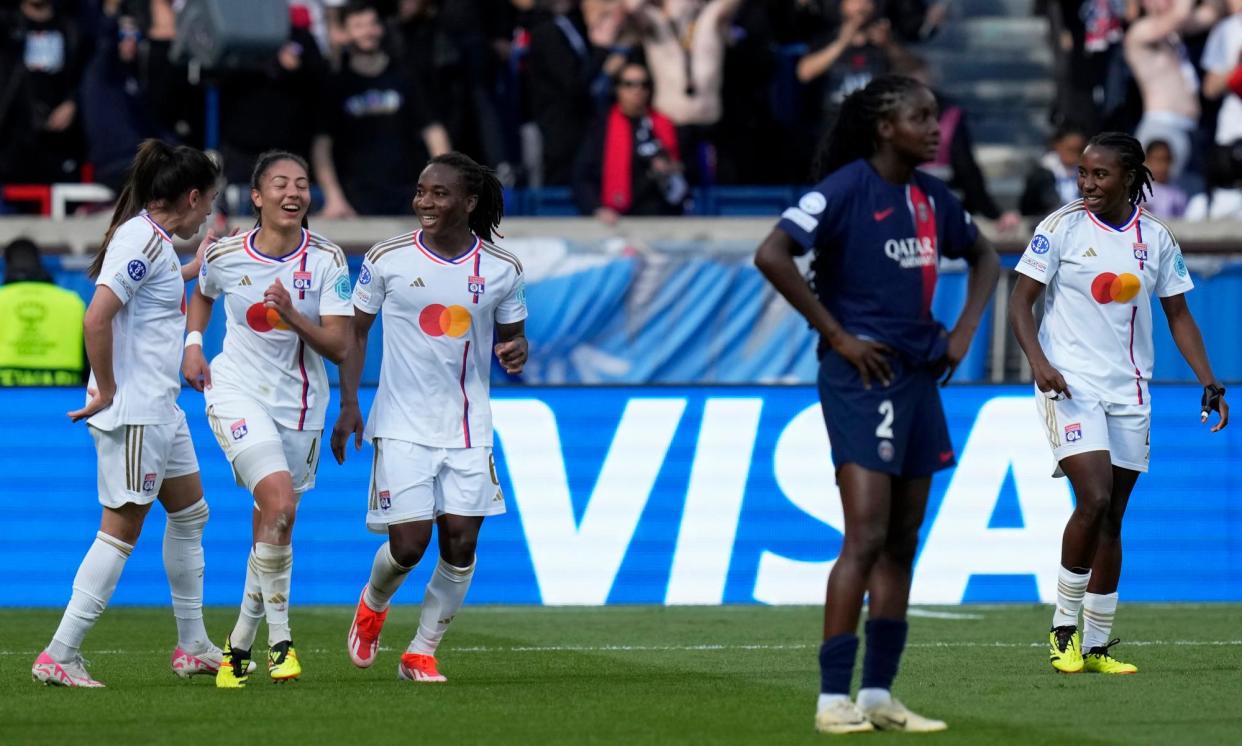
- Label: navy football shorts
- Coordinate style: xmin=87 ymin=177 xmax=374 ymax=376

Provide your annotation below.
xmin=816 ymin=349 xmax=956 ymax=478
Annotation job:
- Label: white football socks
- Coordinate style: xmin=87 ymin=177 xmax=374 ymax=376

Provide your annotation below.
xmin=1052 ymin=565 xmax=1091 ymax=628
xmin=254 ymin=542 xmax=293 ymax=646
xmin=163 ymin=499 xmax=210 ymax=654
xmin=48 ymin=532 xmax=133 ymax=663
xmin=856 ymin=687 xmax=892 ymax=711
xmin=363 ymin=542 xmax=413 ymax=613
xmin=228 ymin=548 xmax=266 ymax=651
xmin=408 ymin=558 xmax=475 ymax=655
xmin=1082 ymin=591 xmax=1119 ymax=651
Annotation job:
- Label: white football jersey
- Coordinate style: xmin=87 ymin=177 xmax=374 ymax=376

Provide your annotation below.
xmin=87 ymin=212 xmax=187 ymax=430
xmin=199 ymin=228 xmax=354 ymax=430
xmin=354 ymin=230 xmax=527 ymax=448
xmin=1016 ymin=201 xmax=1194 ymax=405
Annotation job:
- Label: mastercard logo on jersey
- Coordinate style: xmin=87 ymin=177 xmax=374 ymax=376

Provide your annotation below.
xmin=1090 ymin=272 xmax=1141 ymax=304
xmin=419 ymin=304 xmax=472 ymax=338
xmin=246 ymin=302 xmax=290 ymax=332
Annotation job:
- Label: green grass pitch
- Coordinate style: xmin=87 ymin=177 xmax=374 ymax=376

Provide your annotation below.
xmin=2 ymin=604 xmax=1240 ymax=745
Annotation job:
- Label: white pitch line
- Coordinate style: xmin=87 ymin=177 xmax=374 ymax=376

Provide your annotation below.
xmin=907 ymin=609 xmax=984 ymax=620
xmin=2 ymin=640 xmax=1241 ymax=657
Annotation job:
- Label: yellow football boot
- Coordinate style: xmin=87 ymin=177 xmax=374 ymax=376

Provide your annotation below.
xmin=268 ymin=641 xmax=302 ymax=683
xmin=1083 ymin=639 xmax=1138 ymax=674
xmin=1049 ymin=626 xmax=1083 ymax=673
xmin=215 ymin=639 xmax=251 ymax=689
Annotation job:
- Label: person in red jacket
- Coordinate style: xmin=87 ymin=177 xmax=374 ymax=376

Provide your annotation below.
xmin=573 ymin=61 xmax=688 ymax=224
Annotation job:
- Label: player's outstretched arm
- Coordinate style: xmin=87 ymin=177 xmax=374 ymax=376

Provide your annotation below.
xmin=941 ymin=232 xmax=1001 ymax=385
xmin=68 ymin=287 xmax=124 ymax=422
xmin=1008 ymin=273 xmax=1071 ymax=399
xmin=331 ymin=310 xmax=376 ymax=464
xmin=754 ymin=228 xmax=893 ymax=389
xmin=182 ymin=286 xmax=214 ymax=392
xmin=1160 ymin=292 xmax=1229 ymax=431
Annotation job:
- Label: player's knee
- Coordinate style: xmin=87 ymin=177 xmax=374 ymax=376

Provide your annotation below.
xmin=840 ymin=529 xmax=886 ymax=568
xmin=440 ymin=533 xmax=478 ymax=567
xmin=1073 ymin=489 xmax=1111 ymax=523
xmin=884 ymin=530 xmax=920 ymax=567
xmin=389 ymin=535 xmax=429 ymax=567
xmin=1099 ymin=512 xmax=1123 ymax=539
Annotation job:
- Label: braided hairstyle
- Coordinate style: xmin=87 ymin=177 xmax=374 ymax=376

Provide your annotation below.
xmin=1085 ymin=131 xmax=1154 ymax=206
xmin=813 ymin=75 xmax=926 ymax=180
xmin=429 ymin=151 xmax=504 ymax=242
xmin=250 ymin=150 xmax=311 ymax=229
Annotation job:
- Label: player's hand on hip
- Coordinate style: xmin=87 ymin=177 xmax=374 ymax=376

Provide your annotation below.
xmin=181 ymin=346 xmax=212 ymax=392
xmin=834 ymin=334 xmax=892 ymax=390
xmin=264 ymin=278 xmax=295 ymax=319
xmin=1201 ymin=383 xmax=1228 ymax=432
xmin=1032 ymin=361 xmax=1071 ymax=400
xmin=68 ymin=386 xmax=114 ymax=422
xmin=331 ymin=404 xmax=365 ymax=465
xmin=937 ymin=326 xmax=974 ymax=386
xmin=495 ymin=337 xmax=528 ymax=375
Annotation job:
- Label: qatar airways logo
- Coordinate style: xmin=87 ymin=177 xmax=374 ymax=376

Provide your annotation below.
xmin=884 ymin=236 xmax=936 ymax=269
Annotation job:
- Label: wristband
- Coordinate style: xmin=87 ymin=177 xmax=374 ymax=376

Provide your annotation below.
xmin=184 ymin=330 xmax=204 ymax=349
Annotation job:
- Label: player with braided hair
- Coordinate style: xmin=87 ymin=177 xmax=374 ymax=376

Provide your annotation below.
xmin=755 ymin=75 xmax=999 ymax=733
xmin=1010 ymin=131 xmax=1229 ymax=677
xmin=332 ymin=152 xmax=527 ymax=684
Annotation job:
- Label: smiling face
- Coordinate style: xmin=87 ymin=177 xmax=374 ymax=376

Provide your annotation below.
xmin=875 ymin=85 xmax=940 ymax=165
xmin=252 ymin=158 xmax=310 ymax=231
xmin=1078 ymin=144 xmax=1134 ymax=219
xmin=344 ymin=7 xmax=384 ymax=54
xmin=413 ymin=163 xmax=476 ymax=240
xmin=172 ymin=185 xmax=218 ymax=239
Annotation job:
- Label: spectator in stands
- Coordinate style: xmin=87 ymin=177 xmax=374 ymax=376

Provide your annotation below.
xmin=1124 ymin=0 xmax=1200 ymax=183
xmin=527 ymin=0 xmax=630 ymax=186
xmin=1201 ymin=0 xmax=1242 ymax=156
xmin=1186 ymin=139 xmax=1242 ymax=219
xmin=80 ymin=0 xmax=166 ymax=192
xmin=905 ymin=58 xmax=1022 ymax=234
xmin=1019 ymin=126 xmax=1088 ymax=217
xmin=628 ymin=0 xmax=742 ymax=182
xmin=1041 ymin=0 xmax=1098 ymax=131
xmin=1144 ymin=139 xmax=1189 ymax=217
xmin=0 ymin=237 xmax=85 ymax=386
xmin=142 ymin=0 xmax=205 ymax=146
xmin=1083 ymin=0 xmax=1140 ymax=131
xmin=0 ymin=0 xmax=86 ymax=183
xmin=573 ymin=61 xmax=687 ymax=222
xmin=313 ymin=1 xmax=450 ymax=217
xmin=0 ymin=15 xmax=38 ymax=185
xmin=218 ymin=7 xmax=327 ymax=186
xmin=795 ymin=0 xmax=913 ymax=144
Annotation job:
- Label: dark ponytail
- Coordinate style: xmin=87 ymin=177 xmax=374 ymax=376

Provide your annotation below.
xmin=813 ymin=74 xmax=926 ymax=180
xmin=250 ymin=150 xmax=311 ymax=230
xmin=1087 ymin=131 xmax=1154 ymax=206
xmin=90 ymin=139 xmax=220 ymax=278
xmin=428 ymin=151 xmax=504 ymax=242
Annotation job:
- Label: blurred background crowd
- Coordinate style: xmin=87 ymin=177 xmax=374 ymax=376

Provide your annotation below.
xmin=0 ymin=0 xmax=1241 ymax=224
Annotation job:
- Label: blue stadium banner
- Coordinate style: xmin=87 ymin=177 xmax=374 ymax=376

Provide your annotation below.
xmin=1 ymin=385 xmax=1237 ymax=607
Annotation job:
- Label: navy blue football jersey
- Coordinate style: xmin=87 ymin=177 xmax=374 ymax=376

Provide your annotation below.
xmin=776 ymin=159 xmax=978 ymax=362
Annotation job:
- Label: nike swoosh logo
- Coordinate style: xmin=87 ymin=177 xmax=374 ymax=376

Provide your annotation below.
xmin=874 ymin=208 xmax=894 ymax=221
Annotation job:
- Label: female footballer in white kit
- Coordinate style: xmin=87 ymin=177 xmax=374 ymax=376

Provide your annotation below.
xmin=182 ymin=151 xmax=353 ymax=687
xmin=33 ymin=140 xmax=224 ymax=687
xmin=332 ymin=152 xmax=527 ymax=683
xmin=1010 ymin=132 xmax=1228 ymax=676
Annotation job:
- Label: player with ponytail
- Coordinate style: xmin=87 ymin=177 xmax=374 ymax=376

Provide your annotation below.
xmin=34 ymin=140 xmax=225 ymax=687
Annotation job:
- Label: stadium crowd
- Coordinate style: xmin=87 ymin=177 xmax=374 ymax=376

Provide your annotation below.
xmin=0 ymin=0 xmax=1240 ymax=220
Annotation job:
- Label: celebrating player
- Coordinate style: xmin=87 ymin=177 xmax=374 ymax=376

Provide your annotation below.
xmin=181 ymin=151 xmax=354 ymax=688
xmin=33 ymin=140 xmax=223 ymax=687
xmin=753 ymin=76 xmax=999 ymax=733
xmin=1010 ymin=132 xmax=1228 ymax=676
xmin=331 ymin=152 xmax=527 ymax=683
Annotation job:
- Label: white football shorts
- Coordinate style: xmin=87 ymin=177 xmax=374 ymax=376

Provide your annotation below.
xmin=366 ymin=439 xmax=506 ymax=533
xmin=89 ymin=408 xmax=198 ymax=508
xmin=206 ymin=398 xmax=321 ymax=494
xmin=1034 ymin=388 xmax=1150 ymax=476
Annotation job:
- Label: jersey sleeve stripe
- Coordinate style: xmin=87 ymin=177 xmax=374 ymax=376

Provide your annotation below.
xmin=1139 ymin=210 xmax=1180 ymax=246
xmin=367 ymin=241 xmax=412 ymax=264
xmin=140 ymin=235 xmax=160 ymax=262
xmin=365 ymin=233 xmax=416 ymax=262
xmin=206 ymin=236 xmax=246 ymax=262
xmin=1045 ymin=203 xmax=1086 ymax=234
xmin=481 ymin=246 xmax=523 ymax=274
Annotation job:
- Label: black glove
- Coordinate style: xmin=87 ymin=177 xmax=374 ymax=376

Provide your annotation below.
xmin=1201 ymin=382 xmax=1226 ymax=421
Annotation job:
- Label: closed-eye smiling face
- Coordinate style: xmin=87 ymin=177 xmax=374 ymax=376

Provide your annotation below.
xmin=252 ymin=159 xmax=310 ymax=230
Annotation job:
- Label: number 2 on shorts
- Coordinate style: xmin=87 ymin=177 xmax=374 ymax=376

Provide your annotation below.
xmin=875 ymin=399 xmax=894 ymax=439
